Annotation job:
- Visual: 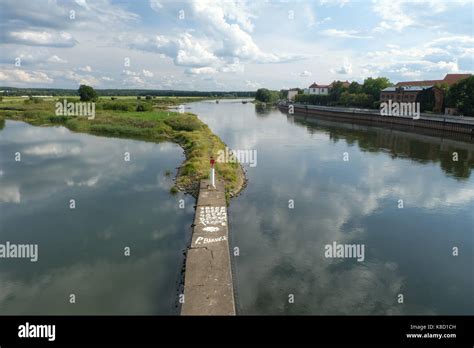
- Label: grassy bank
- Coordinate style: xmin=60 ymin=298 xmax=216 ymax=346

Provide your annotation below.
xmin=0 ymin=96 xmax=245 ymax=201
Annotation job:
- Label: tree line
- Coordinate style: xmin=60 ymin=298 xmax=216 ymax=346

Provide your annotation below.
xmin=0 ymin=87 xmax=255 ymax=98
xmin=256 ymin=76 xmax=474 ymax=115
xmin=298 ymin=78 xmax=390 ymax=109
xmin=255 ymin=78 xmax=391 ymax=108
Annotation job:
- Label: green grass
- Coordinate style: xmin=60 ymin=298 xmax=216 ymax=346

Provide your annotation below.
xmin=0 ymin=97 xmax=244 ymax=198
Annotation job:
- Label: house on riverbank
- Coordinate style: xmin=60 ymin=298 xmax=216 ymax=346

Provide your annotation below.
xmin=380 ymin=74 xmax=471 ymax=114
xmin=304 ymin=82 xmax=330 ymax=95
xmin=303 ymin=80 xmax=350 ymax=96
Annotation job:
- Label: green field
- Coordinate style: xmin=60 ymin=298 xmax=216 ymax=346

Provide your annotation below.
xmin=0 ymin=96 xmax=244 ymax=200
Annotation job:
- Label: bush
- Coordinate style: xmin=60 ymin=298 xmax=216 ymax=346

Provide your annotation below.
xmin=135 ymin=103 xmax=153 ymax=112
xmin=137 ymin=96 xmax=141 ymax=100
xmin=100 ymin=101 xmax=134 ymax=111
xmin=339 ymin=92 xmax=374 ymax=108
xmin=145 ymin=95 xmax=152 ymax=100
xmin=164 ymin=114 xmax=202 ymax=131
xmin=24 ymin=97 xmax=43 ymax=104
xmin=294 ymin=94 xmax=328 ymax=105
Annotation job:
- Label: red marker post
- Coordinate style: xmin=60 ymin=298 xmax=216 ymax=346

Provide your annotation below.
xmin=210 ymin=157 xmax=215 ymax=188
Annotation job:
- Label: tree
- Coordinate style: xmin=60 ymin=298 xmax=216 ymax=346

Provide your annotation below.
xmin=255 ymin=88 xmax=280 ymax=103
xmin=78 ymin=84 xmax=98 ymax=102
xmin=445 ymin=76 xmax=474 ymax=116
xmin=328 ymin=81 xmax=347 ymax=103
xmin=279 ymin=89 xmax=289 ymax=100
xmin=416 ymin=88 xmax=436 ymax=112
xmin=362 ymin=77 xmax=391 ymax=101
xmin=255 ymin=88 xmax=272 ymax=102
xmin=348 ymin=81 xmax=362 ymax=94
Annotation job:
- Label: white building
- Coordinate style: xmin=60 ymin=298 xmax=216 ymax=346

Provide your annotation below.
xmin=305 ymin=82 xmax=330 ymax=95
xmin=287 ymin=88 xmax=299 ymax=101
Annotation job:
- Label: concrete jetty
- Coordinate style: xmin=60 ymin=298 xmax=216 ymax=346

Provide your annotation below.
xmin=181 ymin=179 xmax=236 ymax=315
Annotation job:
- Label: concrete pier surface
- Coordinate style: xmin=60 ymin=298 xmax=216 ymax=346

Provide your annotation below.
xmin=181 ymin=179 xmax=236 ymax=315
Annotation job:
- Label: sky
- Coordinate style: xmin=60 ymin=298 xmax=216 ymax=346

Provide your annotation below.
xmin=0 ymin=0 xmax=472 ymax=91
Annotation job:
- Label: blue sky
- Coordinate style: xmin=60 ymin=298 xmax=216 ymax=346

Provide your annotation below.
xmin=0 ymin=0 xmax=472 ymax=90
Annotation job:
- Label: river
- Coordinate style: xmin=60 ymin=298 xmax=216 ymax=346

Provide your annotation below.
xmin=0 ymin=120 xmax=194 ymax=314
xmin=190 ymin=99 xmax=474 ymax=315
xmin=0 ymin=100 xmax=473 ymax=315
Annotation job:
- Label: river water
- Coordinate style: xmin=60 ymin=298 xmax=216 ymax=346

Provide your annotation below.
xmin=190 ymin=100 xmax=474 ymax=315
xmin=0 ymin=100 xmax=473 ymax=315
xmin=0 ymin=120 xmax=194 ymax=314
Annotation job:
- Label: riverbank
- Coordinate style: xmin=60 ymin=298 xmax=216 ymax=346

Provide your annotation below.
xmin=279 ymin=103 xmax=474 ymax=135
xmin=0 ymin=97 xmax=245 ymax=200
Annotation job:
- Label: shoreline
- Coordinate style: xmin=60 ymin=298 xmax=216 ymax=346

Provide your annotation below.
xmin=0 ymin=98 xmax=246 ymax=201
xmin=279 ymin=103 xmax=474 ymax=136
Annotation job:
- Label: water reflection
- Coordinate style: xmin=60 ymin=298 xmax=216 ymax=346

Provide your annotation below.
xmin=254 ymin=103 xmax=274 ymax=116
xmin=294 ymin=115 xmax=474 ymax=180
xmin=0 ymin=121 xmax=194 ymax=314
xmin=190 ymin=100 xmax=474 ymax=315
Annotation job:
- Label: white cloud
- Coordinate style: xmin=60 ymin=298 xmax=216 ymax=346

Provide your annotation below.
xmin=219 ymin=59 xmax=244 ymax=73
xmin=75 ymin=0 xmax=92 ymax=11
xmin=428 ymin=60 xmax=459 ymax=73
xmin=185 ymin=67 xmax=218 ymax=75
xmin=372 ymin=0 xmax=471 ymax=32
xmin=78 ymin=65 xmax=92 ymax=72
xmin=362 ymin=35 xmax=471 ymax=81
xmin=122 ymin=72 xmax=146 ymax=86
xmin=142 ymin=69 xmax=154 ymax=77
xmin=245 ymin=80 xmax=261 ymax=89
xmin=372 ymin=0 xmax=414 ymax=32
xmin=319 ymin=0 xmax=350 ymax=7
xmin=24 ymin=143 xmax=81 ymax=156
xmin=74 ymin=0 xmax=139 ymax=24
xmin=149 ymin=0 xmax=163 ymax=11
xmin=66 ymin=176 xmax=100 ymax=187
xmin=6 ymin=30 xmax=76 ymax=47
xmin=332 ymin=59 xmax=353 ymax=75
xmin=321 ymin=29 xmax=373 ymax=39
xmin=0 ymin=185 xmax=21 ymax=203
xmin=300 ymin=70 xmax=312 ymax=77
xmin=59 ymin=70 xmax=100 ymax=86
xmin=0 ymin=69 xmax=53 ymax=83
xmin=136 ymin=0 xmax=303 ymax=75
xmin=0 ymin=0 xmax=470 ymax=90
xmin=47 ymin=55 xmax=67 ymax=64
